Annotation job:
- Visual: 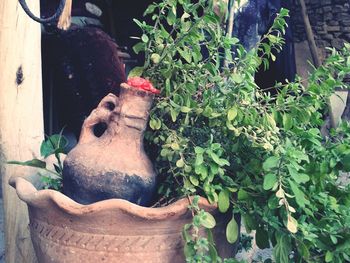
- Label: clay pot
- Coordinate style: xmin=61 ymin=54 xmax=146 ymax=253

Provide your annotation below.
xmin=9 ymin=175 xmax=238 ymax=263
xmin=63 ymin=83 xmax=156 ymax=205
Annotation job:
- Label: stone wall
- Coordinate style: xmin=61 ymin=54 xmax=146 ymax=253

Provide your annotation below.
xmin=291 ymin=0 xmax=350 ymax=127
xmin=291 ymin=0 xmax=350 ymax=50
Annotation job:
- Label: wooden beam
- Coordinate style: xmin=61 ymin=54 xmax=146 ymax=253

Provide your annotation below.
xmin=0 ymin=0 xmax=43 ymax=262
xmin=299 ymin=0 xmax=321 ymax=68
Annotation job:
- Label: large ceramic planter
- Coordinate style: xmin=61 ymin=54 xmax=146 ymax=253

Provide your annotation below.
xmin=10 ymin=176 xmax=238 ymax=263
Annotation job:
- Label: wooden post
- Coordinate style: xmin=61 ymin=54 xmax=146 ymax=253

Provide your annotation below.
xmin=0 ymin=0 xmax=43 ymax=262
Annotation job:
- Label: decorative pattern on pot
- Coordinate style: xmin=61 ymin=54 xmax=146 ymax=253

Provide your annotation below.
xmin=63 ymin=81 xmax=158 ymax=205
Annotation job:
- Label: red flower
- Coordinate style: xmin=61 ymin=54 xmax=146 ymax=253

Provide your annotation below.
xmin=127 ymin=77 xmax=160 ymax=94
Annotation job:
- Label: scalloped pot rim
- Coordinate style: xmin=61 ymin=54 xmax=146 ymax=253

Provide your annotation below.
xmin=9 ymin=176 xmax=217 ymax=220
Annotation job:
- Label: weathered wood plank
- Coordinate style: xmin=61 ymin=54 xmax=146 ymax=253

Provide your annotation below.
xmin=0 ymin=0 xmax=43 ymax=262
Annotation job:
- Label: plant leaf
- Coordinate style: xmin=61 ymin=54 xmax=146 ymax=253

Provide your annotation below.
xmin=325 ymin=251 xmax=333 ymax=262
xmin=201 ymin=212 xmax=216 ymax=229
xmin=176 ymin=158 xmax=185 ymax=168
xmin=227 ymin=107 xmax=238 ymax=121
xmin=231 ymin=73 xmax=243 ymax=84
xmin=40 ymin=134 xmax=67 ymax=158
xmin=132 ymin=42 xmax=145 ymax=54
xmin=286 ymin=215 xmax=298 ymax=233
xmin=8 ymin=159 xmax=46 ymax=169
xmin=180 ymin=106 xmax=191 ymax=113
xmin=226 ymin=216 xmax=239 ymax=244
xmin=263 ymin=173 xmax=277 ymax=190
xmin=151 ymin=53 xmax=161 ymax=64
xmin=287 ymin=165 xmax=310 ymax=184
xmin=238 ymin=189 xmax=249 ymax=200
xmin=274 ymin=234 xmax=291 ymax=263
xmin=209 ymin=151 xmax=221 ymax=165
xmin=288 ymin=179 xmax=309 ymax=208
xmin=166 ymin=9 xmax=176 ymax=25
xmin=263 ymin=156 xmax=279 ymax=171
xmin=195 ymin=147 xmax=205 ymax=154
xmin=183 ymin=243 xmax=195 ymax=258
xmin=256 ymin=227 xmax=270 ymax=249
xmin=208 ymin=243 xmax=218 ymax=262
xmin=218 ymin=189 xmax=230 ymax=213
xmin=141 ymin=34 xmax=149 ymax=43
xmin=189 ymin=175 xmax=199 ymax=186
xmin=296 ymin=240 xmax=310 ymax=260
xmin=182 ymin=223 xmax=192 ymax=242
xmin=128 ymin=66 xmax=144 ymax=78
xmin=283 ymin=113 xmax=293 ymax=130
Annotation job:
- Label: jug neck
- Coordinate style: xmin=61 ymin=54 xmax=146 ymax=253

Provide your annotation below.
xmin=108 ymin=83 xmax=155 ymax=138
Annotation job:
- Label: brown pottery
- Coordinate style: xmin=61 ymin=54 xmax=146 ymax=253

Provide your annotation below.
xmin=63 ymin=83 xmax=157 ymax=205
xmin=10 ymin=175 xmax=237 ymax=263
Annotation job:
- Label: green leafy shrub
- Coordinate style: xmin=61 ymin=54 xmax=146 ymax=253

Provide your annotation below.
xmin=131 ymin=0 xmax=350 ymax=262
xmin=8 ymin=134 xmax=67 ymax=191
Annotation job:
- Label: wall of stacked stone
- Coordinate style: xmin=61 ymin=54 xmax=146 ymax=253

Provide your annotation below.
xmin=291 ymin=0 xmax=350 ymax=50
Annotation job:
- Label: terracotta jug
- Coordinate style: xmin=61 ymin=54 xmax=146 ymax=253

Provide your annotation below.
xmin=63 ymin=83 xmax=156 ymax=205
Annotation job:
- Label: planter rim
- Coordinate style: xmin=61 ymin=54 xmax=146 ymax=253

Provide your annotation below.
xmin=9 ymin=176 xmax=216 ymax=220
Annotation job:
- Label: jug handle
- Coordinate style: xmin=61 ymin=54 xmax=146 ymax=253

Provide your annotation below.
xmin=79 ymin=93 xmax=119 ymax=144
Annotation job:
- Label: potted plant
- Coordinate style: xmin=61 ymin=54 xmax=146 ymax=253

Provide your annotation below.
xmin=10 ymin=133 xmax=236 ymax=263
xmin=9 ymin=0 xmax=350 ymax=262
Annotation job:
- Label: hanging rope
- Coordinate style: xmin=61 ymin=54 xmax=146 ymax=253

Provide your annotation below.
xmin=18 ymin=0 xmax=72 ymax=30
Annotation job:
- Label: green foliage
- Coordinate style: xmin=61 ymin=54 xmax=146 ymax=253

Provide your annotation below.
xmin=182 ymin=196 xmax=218 ymax=263
xmin=8 ymin=134 xmax=67 ymax=191
xmin=133 ymin=0 xmax=350 ymax=261
xmin=237 ymin=233 xmax=253 ymax=253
